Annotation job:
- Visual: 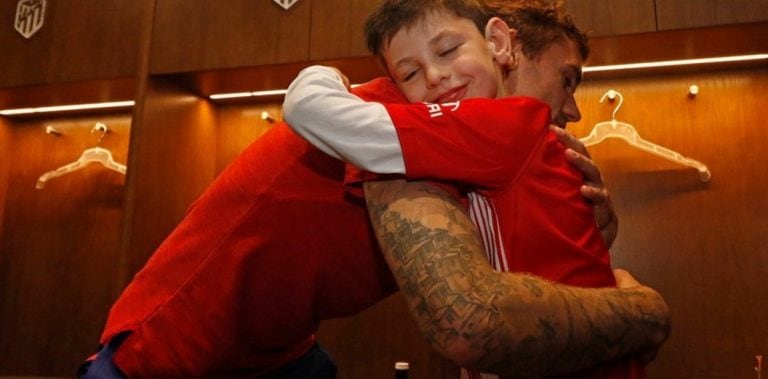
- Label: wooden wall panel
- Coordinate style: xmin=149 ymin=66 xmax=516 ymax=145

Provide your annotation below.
xmin=309 ymin=0 xmax=380 ymax=61
xmin=0 ymin=0 xmax=145 ymax=87
xmin=564 ymin=0 xmax=656 ymax=37
xmin=215 ymin=103 xmax=281 ymax=172
xmin=0 ymin=0 xmax=54 ymax=87
xmin=119 ymin=77 xmax=217 ymax=283
xmin=150 ymin=0 xmax=311 ymax=74
xmin=0 ymin=120 xmax=10 ymax=241
xmin=568 ymin=69 xmax=768 ymax=378
xmin=46 ymin=0 xmax=145 ymax=83
xmin=0 ymin=115 xmax=130 ymax=376
xmin=584 ymin=22 xmax=768 ymax=71
xmin=656 ymin=0 xmax=768 ymax=30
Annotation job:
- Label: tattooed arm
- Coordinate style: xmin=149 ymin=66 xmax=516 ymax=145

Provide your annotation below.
xmin=363 ymin=179 xmax=669 ymax=376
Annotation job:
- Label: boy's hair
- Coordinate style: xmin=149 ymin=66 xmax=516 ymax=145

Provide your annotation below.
xmin=364 ymin=0 xmax=589 ymax=61
xmin=365 ymin=0 xmax=491 ymax=58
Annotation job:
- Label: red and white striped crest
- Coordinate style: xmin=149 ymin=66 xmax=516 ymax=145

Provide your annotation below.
xmin=273 ymin=0 xmax=299 ymax=10
xmin=15 ymin=0 xmax=46 ymax=39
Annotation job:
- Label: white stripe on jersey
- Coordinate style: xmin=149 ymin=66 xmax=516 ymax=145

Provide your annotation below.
xmin=467 ymin=192 xmax=509 ymax=272
xmin=462 ymin=192 xmax=507 ymax=379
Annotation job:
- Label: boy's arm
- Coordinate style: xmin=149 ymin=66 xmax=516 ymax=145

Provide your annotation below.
xmin=284 ymin=65 xmax=619 ymax=245
xmin=283 ymin=65 xmax=549 ymax=189
xmin=363 ymin=179 xmax=669 ymax=376
xmin=283 ymin=65 xmax=407 ymax=174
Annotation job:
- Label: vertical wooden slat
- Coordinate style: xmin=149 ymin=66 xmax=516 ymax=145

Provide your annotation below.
xmin=0 ymin=118 xmax=11 ymax=242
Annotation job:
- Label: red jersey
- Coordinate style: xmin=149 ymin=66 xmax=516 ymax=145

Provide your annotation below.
xmin=98 ymin=77 xmax=638 ymax=378
xmin=353 ymin=79 xmax=643 ymax=379
xmin=101 ymin=123 xmax=398 ymax=377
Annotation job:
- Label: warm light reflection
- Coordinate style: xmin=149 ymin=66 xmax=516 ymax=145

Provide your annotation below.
xmin=583 ymin=54 xmax=768 ymax=73
xmin=209 ymin=90 xmax=287 ymax=100
xmin=210 ymin=85 xmax=361 ymax=101
xmin=0 ymin=100 xmax=135 ymax=116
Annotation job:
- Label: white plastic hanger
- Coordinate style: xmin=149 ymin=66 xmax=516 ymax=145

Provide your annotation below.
xmin=580 ymin=90 xmax=711 ymax=182
xmin=36 ymin=122 xmax=127 ymax=189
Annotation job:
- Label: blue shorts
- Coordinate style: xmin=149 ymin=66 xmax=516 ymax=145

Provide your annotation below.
xmin=78 ymin=333 xmax=128 ymax=379
xmin=78 ymin=335 xmax=337 ymax=379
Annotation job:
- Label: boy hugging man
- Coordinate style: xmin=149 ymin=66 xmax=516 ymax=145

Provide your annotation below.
xmin=80 ymin=0 xmax=668 ymax=378
xmin=284 ymin=0 xmax=647 ymax=378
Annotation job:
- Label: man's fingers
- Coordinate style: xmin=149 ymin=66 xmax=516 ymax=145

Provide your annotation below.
xmin=566 ymin=149 xmax=602 ymax=185
xmin=580 ymin=183 xmax=608 ymax=205
xmin=551 ymin=125 xmax=590 ymax=157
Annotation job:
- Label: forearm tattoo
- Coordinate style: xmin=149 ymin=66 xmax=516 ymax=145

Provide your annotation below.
xmin=364 ymin=180 xmax=669 ymax=376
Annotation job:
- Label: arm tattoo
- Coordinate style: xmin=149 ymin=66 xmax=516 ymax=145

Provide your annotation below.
xmin=364 ymin=180 xmax=670 ymax=376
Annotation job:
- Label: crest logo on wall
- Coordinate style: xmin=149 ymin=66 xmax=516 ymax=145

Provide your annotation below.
xmin=15 ymin=0 xmax=46 ymax=39
xmin=273 ymin=0 xmax=299 ymax=11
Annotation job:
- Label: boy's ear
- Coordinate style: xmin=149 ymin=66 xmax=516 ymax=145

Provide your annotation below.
xmin=485 ymin=17 xmax=514 ymax=67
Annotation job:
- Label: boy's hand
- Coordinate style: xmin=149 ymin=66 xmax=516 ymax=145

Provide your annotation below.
xmin=328 ymin=67 xmax=351 ymax=90
xmin=550 ymin=125 xmax=618 ymax=247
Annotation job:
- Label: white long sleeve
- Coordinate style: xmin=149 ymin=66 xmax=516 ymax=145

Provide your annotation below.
xmin=283 ymin=65 xmax=406 ymax=174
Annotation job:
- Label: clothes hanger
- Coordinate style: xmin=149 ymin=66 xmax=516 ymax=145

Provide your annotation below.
xmin=36 ymin=122 xmax=127 ymax=189
xmin=580 ymin=90 xmax=711 ymax=182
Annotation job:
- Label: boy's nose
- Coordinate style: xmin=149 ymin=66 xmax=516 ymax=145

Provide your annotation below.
xmin=424 ymin=65 xmax=449 ymax=88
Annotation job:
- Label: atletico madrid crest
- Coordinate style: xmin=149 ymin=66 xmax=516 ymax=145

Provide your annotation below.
xmin=273 ymin=0 xmax=299 ymax=10
xmin=15 ymin=0 xmax=46 ymax=39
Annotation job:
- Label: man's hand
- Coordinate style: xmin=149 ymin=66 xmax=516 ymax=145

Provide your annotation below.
xmin=614 ymin=269 xmax=671 ymax=364
xmin=551 ymin=125 xmax=618 ymax=247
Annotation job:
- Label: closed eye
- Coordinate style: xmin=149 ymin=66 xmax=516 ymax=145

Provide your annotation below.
xmin=402 ymin=68 xmax=419 ymax=82
xmin=439 ymin=45 xmax=460 ymax=57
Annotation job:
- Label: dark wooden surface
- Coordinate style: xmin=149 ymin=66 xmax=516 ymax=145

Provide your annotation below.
xmin=656 ymin=0 xmax=768 ymax=30
xmin=564 ymin=0 xmax=657 ymax=37
xmin=0 ymin=0 xmax=144 ymax=88
xmin=569 ymin=68 xmax=768 ymax=378
xmin=0 ymin=115 xmax=131 ymax=375
xmin=149 ymin=0 xmax=311 ymax=74
xmin=309 ymin=0 xmax=380 ymax=60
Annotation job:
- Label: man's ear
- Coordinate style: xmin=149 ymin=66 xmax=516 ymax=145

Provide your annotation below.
xmin=485 ymin=17 xmax=514 ymax=67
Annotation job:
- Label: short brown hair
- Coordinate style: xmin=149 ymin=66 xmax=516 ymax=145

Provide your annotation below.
xmin=364 ymin=0 xmax=588 ymax=60
xmin=364 ymin=0 xmax=491 ymax=57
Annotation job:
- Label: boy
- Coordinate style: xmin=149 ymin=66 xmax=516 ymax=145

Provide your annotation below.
xmin=284 ymin=0 xmax=648 ymax=377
